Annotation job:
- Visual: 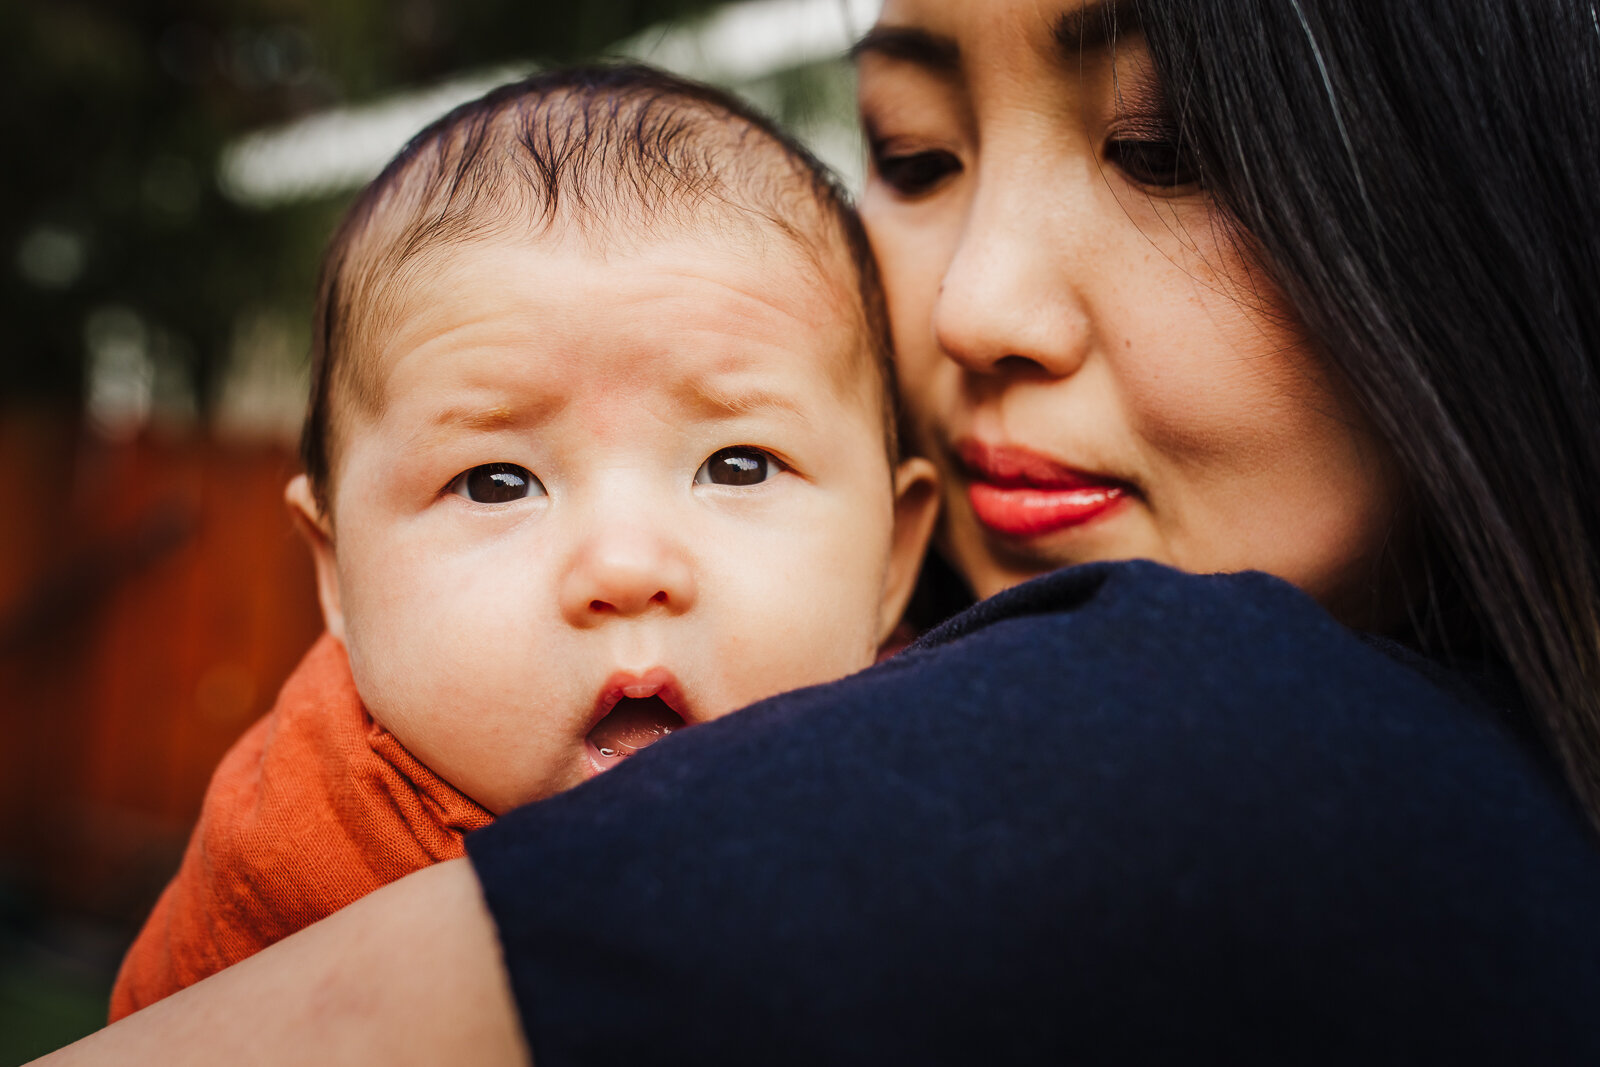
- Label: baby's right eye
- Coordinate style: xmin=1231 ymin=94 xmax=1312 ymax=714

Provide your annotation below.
xmin=869 ymin=142 xmax=962 ymax=198
xmin=446 ymin=462 xmax=545 ymax=503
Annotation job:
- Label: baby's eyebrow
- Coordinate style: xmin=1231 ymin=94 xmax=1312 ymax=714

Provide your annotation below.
xmin=400 ymin=398 xmax=565 ymax=453
xmin=449 ymin=405 xmax=516 ymax=431
xmin=423 ymin=393 xmax=568 ymax=431
xmin=677 ymin=379 xmax=810 ymax=424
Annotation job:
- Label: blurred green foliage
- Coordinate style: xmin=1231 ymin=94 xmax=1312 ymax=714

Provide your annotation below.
xmin=0 ymin=0 xmax=728 ymax=413
xmin=0 ymin=6 xmax=863 ymax=1057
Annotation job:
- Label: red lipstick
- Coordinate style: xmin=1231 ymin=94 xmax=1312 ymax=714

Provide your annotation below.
xmin=957 ymin=440 xmax=1127 ymax=537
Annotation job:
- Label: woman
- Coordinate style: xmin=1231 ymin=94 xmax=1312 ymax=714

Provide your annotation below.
xmin=39 ymin=0 xmax=1600 ymax=1063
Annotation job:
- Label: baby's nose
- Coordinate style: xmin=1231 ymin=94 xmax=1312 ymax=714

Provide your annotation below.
xmin=558 ymin=523 xmax=696 ymax=626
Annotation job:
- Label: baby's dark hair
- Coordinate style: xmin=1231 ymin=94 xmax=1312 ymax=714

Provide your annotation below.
xmin=302 ymin=63 xmax=893 ymax=517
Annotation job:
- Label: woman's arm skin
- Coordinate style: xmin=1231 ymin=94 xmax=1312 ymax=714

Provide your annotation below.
xmin=32 ymin=860 xmax=529 ymax=1066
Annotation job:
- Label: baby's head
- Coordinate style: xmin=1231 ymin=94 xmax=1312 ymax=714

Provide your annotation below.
xmin=286 ymin=65 xmax=938 ymax=813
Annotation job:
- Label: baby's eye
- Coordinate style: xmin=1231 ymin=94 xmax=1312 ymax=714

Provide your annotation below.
xmin=694 ymin=446 xmax=782 ymax=487
xmin=446 ymin=462 xmax=545 ymax=503
xmin=869 ymin=141 xmax=961 ymax=198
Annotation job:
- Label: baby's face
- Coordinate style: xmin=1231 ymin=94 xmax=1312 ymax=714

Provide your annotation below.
xmin=299 ymin=232 xmax=934 ymax=813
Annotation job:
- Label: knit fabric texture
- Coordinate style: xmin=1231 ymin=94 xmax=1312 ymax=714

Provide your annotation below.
xmin=109 ymin=633 xmax=493 ymax=1020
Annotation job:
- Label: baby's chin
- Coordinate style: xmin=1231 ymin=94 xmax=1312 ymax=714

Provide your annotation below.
xmin=371 ymin=713 xmax=595 ymax=816
xmin=470 ymin=754 xmax=599 ymax=816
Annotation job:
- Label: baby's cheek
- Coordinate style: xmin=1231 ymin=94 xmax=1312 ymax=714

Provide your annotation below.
xmin=700 ymin=601 xmax=857 ymax=716
xmin=341 ymin=611 xmax=462 ymax=742
xmin=764 ymin=604 xmax=881 ymax=702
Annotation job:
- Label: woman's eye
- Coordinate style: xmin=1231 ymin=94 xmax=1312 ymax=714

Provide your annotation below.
xmin=1105 ymin=135 xmax=1201 ymax=191
xmin=446 ymin=462 xmax=545 ymax=503
xmin=870 ymin=143 xmax=961 ymax=197
xmin=695 ymin=446 xmax=781 ymax=487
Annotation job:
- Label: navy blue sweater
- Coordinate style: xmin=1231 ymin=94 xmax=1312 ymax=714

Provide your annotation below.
xmin=467 ymin=562 xmax=1600 ymax=1065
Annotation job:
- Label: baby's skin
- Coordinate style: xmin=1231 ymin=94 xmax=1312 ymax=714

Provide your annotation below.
xmin=288 ymin=230 xmax=939 ymax=814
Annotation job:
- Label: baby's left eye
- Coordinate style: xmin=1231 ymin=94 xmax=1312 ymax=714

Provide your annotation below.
xmin=695 ymin=446 xmax=781 ymax=487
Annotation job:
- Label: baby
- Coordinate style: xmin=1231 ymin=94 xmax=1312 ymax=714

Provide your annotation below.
xmin=109 ymin=64 xmax=937 ymax=1019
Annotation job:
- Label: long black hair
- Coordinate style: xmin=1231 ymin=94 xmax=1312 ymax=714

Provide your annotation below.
xmin=1132 ymin=0 xmax=1600 ymax=828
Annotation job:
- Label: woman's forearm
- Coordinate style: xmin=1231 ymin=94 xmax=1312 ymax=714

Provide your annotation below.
xmin=31 ymin=859 xmax=529 ymax=1066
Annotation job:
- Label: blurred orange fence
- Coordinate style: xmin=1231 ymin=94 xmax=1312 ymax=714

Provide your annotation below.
xmin=0 ymin=409 xmax=323 ymax=924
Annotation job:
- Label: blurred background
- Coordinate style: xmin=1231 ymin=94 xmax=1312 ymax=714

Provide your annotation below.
xmin=0 ymin=0 xmax=872 ymax=1058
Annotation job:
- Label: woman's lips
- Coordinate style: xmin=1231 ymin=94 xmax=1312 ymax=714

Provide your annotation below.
xmin=967 ymin=483 xmax=1125 ymax=536
xmin=956 ymin=440 xmax=1128 ymax=537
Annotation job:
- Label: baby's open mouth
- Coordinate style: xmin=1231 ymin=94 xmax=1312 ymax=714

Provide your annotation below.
xmin=586 ymin=696 xmax=685 ymax=770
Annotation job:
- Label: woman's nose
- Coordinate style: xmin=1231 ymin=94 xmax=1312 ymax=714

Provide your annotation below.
xmin=558 ymin=521 xmax=697 ymax=627
xmin=932 ymin=176 xmax=1093 ymax=380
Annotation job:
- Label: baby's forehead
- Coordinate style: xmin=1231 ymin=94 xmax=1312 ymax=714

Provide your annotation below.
xmin=357 ymin=223 xmax=883 ymax=421
xmin=306 ymin=68 xmax=896 ymax=513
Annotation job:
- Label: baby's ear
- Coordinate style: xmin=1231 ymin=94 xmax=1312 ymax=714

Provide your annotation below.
xmin=878 ymin=456 xmax=940 ymax=645
xmin=285 ymin=474 xmax=346 ymax=641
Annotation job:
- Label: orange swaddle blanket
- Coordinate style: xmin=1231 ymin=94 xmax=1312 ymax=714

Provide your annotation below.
xmin=109 ymin=633 xmax=494 ymax=1020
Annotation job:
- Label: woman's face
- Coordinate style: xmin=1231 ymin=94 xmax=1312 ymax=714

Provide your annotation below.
xmin=857 ymin=0 xmax=1401 ymax=623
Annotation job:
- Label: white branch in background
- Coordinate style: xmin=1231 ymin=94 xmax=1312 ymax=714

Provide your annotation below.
xmin=217 ymin=67 xmax=532 ymax=207
xmin=621 ymin=0 xmax=877 ymax=83
xmin=218 ymin=0 xmax=878 ymax=208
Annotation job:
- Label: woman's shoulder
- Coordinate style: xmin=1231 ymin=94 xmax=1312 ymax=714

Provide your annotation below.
xmin=902 ymin=559 xmax=1521 ymax=752
xmin=471 ymin=560 xmax=1600 ymax=1065
xmin=912 ymin=556 xmax=1423 ymax=677
xmin=874 ymin=561 xmax=1574 ymax=847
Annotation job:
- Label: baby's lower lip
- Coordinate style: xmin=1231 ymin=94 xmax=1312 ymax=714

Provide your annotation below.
xmin=967 ymin=482 xmax=1126 ymax=537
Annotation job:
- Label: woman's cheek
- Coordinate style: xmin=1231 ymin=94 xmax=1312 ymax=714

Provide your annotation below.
xmin=865 ymin=191 xmax=956 ymax=337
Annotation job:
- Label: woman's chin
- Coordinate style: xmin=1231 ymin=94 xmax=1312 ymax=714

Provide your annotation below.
xmin=948 ymin=536 xmax=1119 ymax=601
xmin=945 ymin=505 xmax=1157 ymax=600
